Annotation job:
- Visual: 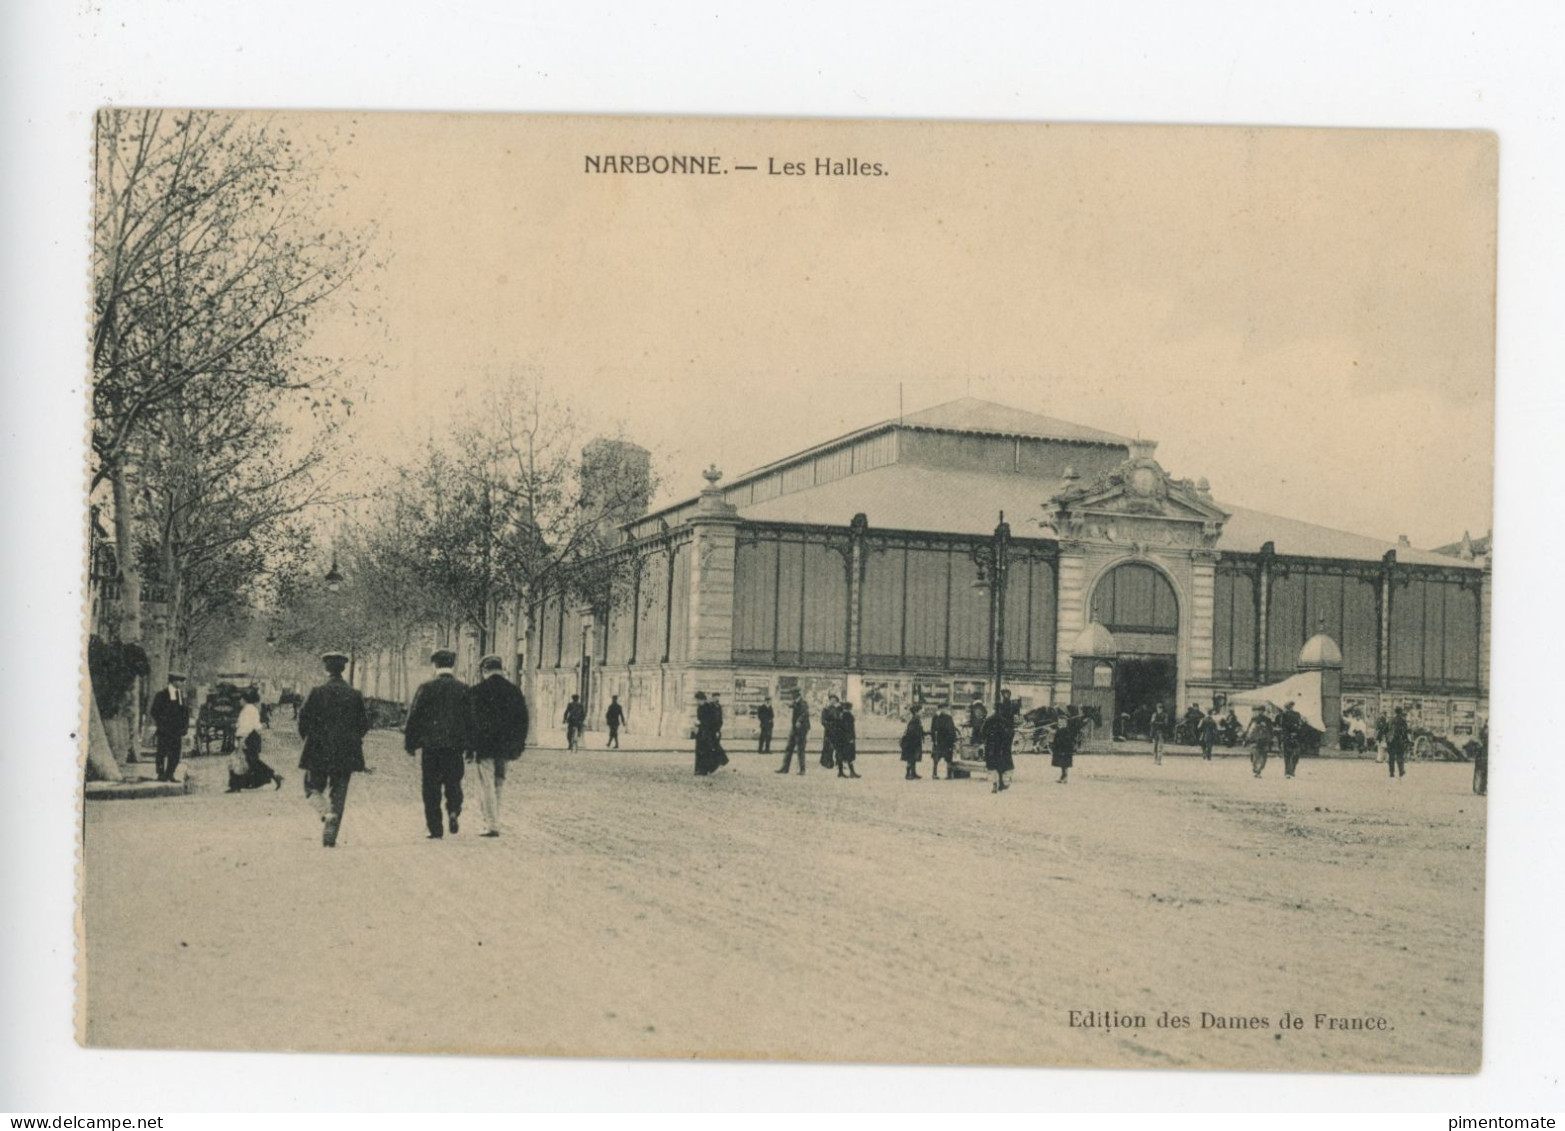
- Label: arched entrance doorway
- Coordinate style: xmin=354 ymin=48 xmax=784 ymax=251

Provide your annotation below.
xmin=1089 ymin=561 xmax=1179 ymax=738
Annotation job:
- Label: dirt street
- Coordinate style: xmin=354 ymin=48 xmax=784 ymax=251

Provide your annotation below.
xmin=82 ymin=730 xmax=1485 ymax=1072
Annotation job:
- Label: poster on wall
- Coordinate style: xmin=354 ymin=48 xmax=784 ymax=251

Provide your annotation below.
xmin=1449 ymin=700 xmax=1480 ymax=738
xmin=731 ymin=676 xmax=771 ymax=716
xmin=950 ymin=678 xmax=988 ymax=707
xmin=799 ymin=675 xmax=846 ymax=711
xmin=911 ymin=676 xmax=951 ymax=709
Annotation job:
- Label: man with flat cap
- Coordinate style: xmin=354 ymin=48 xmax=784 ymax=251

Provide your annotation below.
xmin=297 ymin=652 xmax=369 ymax=848
xmin=468 ymin=654 xmax=529 ymax=837
xmin=404 ymin=648 xmax=473 ymax=838
xmin=149 ymin=670 xmax=191 ymax=782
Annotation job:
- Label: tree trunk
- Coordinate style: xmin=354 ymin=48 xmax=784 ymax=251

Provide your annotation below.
xmin=109 ymin=462 xmax=144 ymax=761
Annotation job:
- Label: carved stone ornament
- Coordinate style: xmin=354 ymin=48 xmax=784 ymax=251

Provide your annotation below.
xmin=1044 ymin=452 xmax=1230 ymax=549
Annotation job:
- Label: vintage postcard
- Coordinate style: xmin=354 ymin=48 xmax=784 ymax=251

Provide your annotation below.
xmin=80 ymin=112 xmax=1494 ymax=1072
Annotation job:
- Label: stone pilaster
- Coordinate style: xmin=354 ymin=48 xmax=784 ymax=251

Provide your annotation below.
xmin=686 ymin=466 xmax=741 ymax=666
xmin=1054 ymin=541 xmax=1089 ymax=673
xmin=1188 ymin=550 xmax=1218 ymax=682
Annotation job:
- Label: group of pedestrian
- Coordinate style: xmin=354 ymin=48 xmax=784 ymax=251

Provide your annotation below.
xmin=287 ymin=648 xmax=531 ymax=848
xmin=769 ymin=693 xmax=862 ymax=777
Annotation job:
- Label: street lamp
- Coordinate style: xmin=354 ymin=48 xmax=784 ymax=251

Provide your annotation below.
xmin=969 ymin=511 xmax=1012 ymax=707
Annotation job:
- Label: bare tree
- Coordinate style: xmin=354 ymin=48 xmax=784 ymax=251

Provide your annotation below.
xmin=377 ymin=384 xmax=656 ymax=662
xmin=89 ymin=108 xmax=374 ymax=755
xmin=92 ymin=109 xmax=371 ymax=647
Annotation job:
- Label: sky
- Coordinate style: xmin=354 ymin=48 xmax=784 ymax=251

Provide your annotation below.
xmin=297 ymin=114 xmax=1495 ymax=549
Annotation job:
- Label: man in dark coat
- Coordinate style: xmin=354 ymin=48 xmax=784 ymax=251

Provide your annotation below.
xmin=149 ymin=671 xmax=191 ymax=782
xmin=899 ymin=707 xmax=925 ymax=780
xmin=835 ymin=701 xmax=861 ymax=778
xmin=1279 ymin=700 xmax=1305 ymax=779
xmin=778 ymin=695 xmax=811 ymax=774
xmin=1472 ymin=718 xmax=1488 ymax=796
xmin=404 ymin=649 xmax=473 ymax=838
xmin=605 ymin=695 xmax=625 ymax=748
xmin=297 ymin=652 xmax=369 ymax=848
xmin=929 ymin=705 xmax=959 ymax=780
xmin=562 ymin=694 xmax=586 ymax=751
xmin=1387 ymin=706 xmax=1411 ymax=778
xmin=981 ymin=706 xmax=1015 ymax=792
xmin=755 ymin=697 xmax=775 ymax=753
xmin=468 ymin=654 xmax=529 ymax=837
xmin=818 ymin=694 xmax=841 ymax=769
xmin=1198 ymin=707 xmax=1219 ymax=761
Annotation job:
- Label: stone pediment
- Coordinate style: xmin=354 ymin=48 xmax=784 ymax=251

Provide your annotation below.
xmin=1045 ymin=449 xmax=1230 ymax=548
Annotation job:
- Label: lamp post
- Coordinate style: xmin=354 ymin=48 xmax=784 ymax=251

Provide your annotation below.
xmin=970 ymin=511 xmax=1012 ymax=707
xmin=321 ymin=554 xmax=356 ymax=685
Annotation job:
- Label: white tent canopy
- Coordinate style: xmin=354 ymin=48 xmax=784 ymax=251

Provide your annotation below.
xmin=1228 ymin=669 xmax=1326 ymax=733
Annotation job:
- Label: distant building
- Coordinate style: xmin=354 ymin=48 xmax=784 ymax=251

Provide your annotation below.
xmin=526 ymin=398 xmax=1489 ymax=742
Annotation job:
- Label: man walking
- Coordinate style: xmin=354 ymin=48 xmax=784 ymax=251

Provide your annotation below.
xmin=297 ymin=652 xmax=369 ymax=848
xmin=1387 ymin=705 xmax=1410 ymax=779
xmin=1279 ymin=700 xmax=1304 ymax=779
xmin=1151 ymin=701 xmax=1169 ymax=765
xmin=468 ymin=654 xmax=529 ymax=837
xmin=605 ymin=695 xmax=625 ymax=749
xmin=778 ymin=695 xmax=811 ymax=774
xmin=149 ymin=671 xmax=191 ymax=782
xmin=1199 ymin=706 xmax=1218 ymax=762
xmin=562 ymin=694 xmax=586 ymax=751
xmin=1244 ymin=706 xmax=1274 ymax=779
xmin=755 ymin=696 xmax=775 ymax=753
xmin=404 ymin=648 xmax=472 ymax=839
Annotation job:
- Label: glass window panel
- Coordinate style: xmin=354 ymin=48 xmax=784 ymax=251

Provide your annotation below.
xmin=1389 ymin=577 xmax=1425 ymax=681
xmin=860 ymin=545 xmax=905 ymax=661
xmin=776 ymin=540 xmax=805 ymax=657
xmin=1444 ymin=583 xmax=1480 ymax=685
xmin=733 ymin=538 xmax=778 ymax=655
xmin=801 ymin=542 xmax=848 ymax=659
xmin=904 ymin=549 xmax=950 ymax=665
xmin=1268 ymin=573 xmax=1306 ymax=674
xmin=667 ymin=545 xmax=690 ymax=661
xmin=949 ymin=551 xmax=991 ymax=663
xmin=1342 ymin=576 xmax=1379 ymax=681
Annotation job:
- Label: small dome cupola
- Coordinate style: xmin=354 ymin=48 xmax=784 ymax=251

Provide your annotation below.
xmin=1298 ymin=631 xmax=1344 ymax=670
xmin=1070 ymin=622 xmax=1119 ymax=658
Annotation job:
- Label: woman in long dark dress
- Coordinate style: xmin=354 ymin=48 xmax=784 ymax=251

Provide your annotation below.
xmin=835 ymin=701 xmax=861 ymax=778
xmin=981 ymin=709 xmax=1014 ymax=793
xmin=692 ymin=692 xmax=729 ymax=776
xmin=899 ymin=706 xmax=925 ymax=780
xmin=1050 ymin=715 xmax=1078 ymax=784
xmin=227 ymin=686 xmax=282 ymax=792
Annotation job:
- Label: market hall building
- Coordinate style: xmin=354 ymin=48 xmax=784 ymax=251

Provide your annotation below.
xmin=524 ymin=398 xmax=1489 ymax=743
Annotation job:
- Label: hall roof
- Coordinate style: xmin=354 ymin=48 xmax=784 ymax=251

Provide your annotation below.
xmin=733 ymin=462 xmax=1479 ymax=569
xmin=896 ymin=397 xmax=1135 ymax=446
xmin=708 ymin=396 xmax=1132 ymax=497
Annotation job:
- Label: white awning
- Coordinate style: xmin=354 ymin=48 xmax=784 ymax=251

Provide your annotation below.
xmin=1228 ymin=670 xmax=1326 ymax=733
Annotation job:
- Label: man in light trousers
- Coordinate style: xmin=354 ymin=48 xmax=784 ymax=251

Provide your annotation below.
xmin=468 ymin=654 xmax=530 ymax=837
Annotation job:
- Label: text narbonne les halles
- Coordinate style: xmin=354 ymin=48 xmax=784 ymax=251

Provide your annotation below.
xmin=583 ymin=155 xmax=887 ymax=177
